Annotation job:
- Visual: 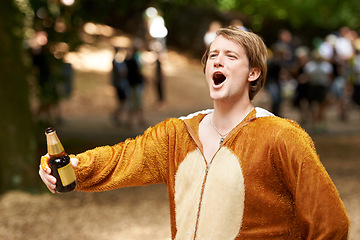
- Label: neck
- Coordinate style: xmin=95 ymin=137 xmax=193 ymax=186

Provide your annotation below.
xmin=212 ymin=100 xmax=254 ymax=133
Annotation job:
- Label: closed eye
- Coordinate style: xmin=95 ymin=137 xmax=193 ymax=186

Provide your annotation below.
xmin=209 ymin=53 xmax=218 ymax=59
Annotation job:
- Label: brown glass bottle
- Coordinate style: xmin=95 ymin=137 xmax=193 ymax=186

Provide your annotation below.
xmin=45 ymin=127 xmax=77 ymax=193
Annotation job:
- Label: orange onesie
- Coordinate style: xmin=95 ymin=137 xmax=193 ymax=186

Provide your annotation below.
xmin=73 ymin=107 xmax=350 ymax=239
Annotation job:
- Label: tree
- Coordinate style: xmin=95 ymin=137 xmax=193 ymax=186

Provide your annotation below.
xmin=0 ymin=0 xmax=39 ymax=194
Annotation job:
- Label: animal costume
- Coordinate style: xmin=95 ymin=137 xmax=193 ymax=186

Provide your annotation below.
xmin=73 ymin=107 xmax=349 ymax=239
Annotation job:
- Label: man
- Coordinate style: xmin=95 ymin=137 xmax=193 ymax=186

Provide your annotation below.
xmin=111 ymin=47 xmax=130 ymax=125
xmin=39 ymin=26 xmax=350 ymax=239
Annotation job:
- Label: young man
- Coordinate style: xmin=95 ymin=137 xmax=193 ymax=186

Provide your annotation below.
xmin=39 ymin=26 xmax=350 ymax=239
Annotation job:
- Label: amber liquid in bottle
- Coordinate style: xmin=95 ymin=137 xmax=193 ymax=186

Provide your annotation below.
xmin=45 ymin=127 xmax=77 ymax=193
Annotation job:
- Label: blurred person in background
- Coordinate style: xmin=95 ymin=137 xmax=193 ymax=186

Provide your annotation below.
xmin=111 ymin=47 xmax=130 ymax=126
xmin=39 ymin=26 xmax=349 ymax=239
xmin=329 ymin=47 xmax=348 ymax=121
xmin=203 ymin=20 xmax=222 ymax=47
xmin=304 ymin=49 xmax=333 ymax=131
xmin=293 ymin=46 xmax=311 ymax=124
xmin=155 ymin=51 xmax=166 ymax=109
xmin=125 ymin=43 xmax=146 ymax=128
xmin=230 ymin=19 xmax=247 ymax=31
xmin=265 ymin=43 xmax=288 ymax=116
xmin=349 ymin=49 xmax=360 ymax=109
xmin=319 ymin=33 xmax=349 ymax=122
xmin=335 ymin=26 xmax=354 ymax=61
xmin=149 ymin=40 xmax=167 ymax=110
xmin=146 ymin=7 xmax=168 ymax=111
xmin=274 ymin=29 xmax=296 ymax=67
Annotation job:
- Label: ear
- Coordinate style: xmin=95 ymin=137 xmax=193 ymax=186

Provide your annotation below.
xmin=248 ymin=68 xmax=261 ymax=82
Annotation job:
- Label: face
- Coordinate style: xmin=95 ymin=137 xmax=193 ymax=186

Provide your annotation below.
xmin=204 ymin=35 xmax=260 ymax=104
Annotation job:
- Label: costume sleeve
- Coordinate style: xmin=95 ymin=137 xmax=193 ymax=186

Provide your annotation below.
xmin=72 ymin=119 xmax=175 ymax=192
xmin=273 ymin=121 xmax=350 ymax=239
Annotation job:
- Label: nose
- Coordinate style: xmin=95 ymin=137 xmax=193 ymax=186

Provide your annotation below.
xmin=214 ymin=54 xmax=224 ymax=67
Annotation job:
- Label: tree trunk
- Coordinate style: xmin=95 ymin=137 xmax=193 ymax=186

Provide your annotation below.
xmin=0 ymin=1 xmax=39 ymax=194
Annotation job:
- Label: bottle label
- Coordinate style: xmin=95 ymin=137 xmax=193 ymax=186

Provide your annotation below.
xmin=58 ymin=162 xmax=76 ymax=187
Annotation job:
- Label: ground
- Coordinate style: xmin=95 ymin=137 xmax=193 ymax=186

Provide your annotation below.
xmin=1 ymin=40 xmax=359 ymax=239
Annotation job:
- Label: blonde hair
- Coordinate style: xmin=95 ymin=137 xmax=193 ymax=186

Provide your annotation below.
xmin=201 ymin=26 xmax=268 ymax=100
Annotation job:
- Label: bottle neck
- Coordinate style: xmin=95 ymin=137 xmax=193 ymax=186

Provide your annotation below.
xmin=46 ymin=131 xmax=65 ymax=156
xmin=47 ymin=143 xmax=65 ymax=156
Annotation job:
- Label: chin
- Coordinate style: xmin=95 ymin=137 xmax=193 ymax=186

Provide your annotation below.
xmin=210 ymin=93 xmax=226 ymax=102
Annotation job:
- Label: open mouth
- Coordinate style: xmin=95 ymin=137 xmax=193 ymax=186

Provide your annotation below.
xmin=213 ymin=72 xmax=226 ymax=85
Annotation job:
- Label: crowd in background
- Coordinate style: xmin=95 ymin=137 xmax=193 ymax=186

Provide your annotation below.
xmin=30 ymin=16 xmax=360 ymax=131
xmin=266 ymin=26 xmax=360 ymax=131
xmin=110 ymin=8 xmax=167 ymax=128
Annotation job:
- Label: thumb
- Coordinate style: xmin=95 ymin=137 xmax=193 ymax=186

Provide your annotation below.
xmin=40 ymin=155 xmax=50 ymax=171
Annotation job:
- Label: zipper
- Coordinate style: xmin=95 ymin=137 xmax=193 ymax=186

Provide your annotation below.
xmin=192 ymin=146 xmax=221 ymax=240
xmin=182 ymin=117 xmax=232 ymax=239
xmin=206 ymin=163 xmax=211 ymax=173
xmin=182 ymin=112 xmax=255 ymax=239
xmin=193 ymin=160 xmax=210 ymax=240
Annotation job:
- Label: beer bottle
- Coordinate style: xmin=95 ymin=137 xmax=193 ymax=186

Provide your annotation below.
xmin=45 ymin=127 xmax=77 ymax=193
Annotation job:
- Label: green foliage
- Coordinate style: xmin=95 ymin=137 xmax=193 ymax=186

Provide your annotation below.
xmin=216 ymin=0 xmax=360 ymax=30
xmin=161 ymin=0 xmax=360 ymax=30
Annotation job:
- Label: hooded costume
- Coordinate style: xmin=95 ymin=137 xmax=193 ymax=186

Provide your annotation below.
xmin=73 ymin=107 xmax=349 ymax=239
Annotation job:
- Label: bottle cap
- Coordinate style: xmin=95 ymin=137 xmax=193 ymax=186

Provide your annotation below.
xmin=45 ymin=127 xmax=55 ymax=134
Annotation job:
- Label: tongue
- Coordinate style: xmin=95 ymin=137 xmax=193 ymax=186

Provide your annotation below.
xmin=213 ymin=72 xmax=226 ymax=85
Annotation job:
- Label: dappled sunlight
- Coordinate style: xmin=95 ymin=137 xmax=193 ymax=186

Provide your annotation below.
xmin=64 ymin=35 xmax=162 ymax=73
xmin=65 ymin=45 xmax=113 ymax=72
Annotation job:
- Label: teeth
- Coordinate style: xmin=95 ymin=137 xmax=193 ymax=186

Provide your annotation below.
xmin=213 ymin=72 xmax=226 ymax=85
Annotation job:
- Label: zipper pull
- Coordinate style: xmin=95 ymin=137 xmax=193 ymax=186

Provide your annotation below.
xmin=206 ymin=163 xmax=210 ymax=173
xmin=219 ymin=137 xmax=224 ymax=146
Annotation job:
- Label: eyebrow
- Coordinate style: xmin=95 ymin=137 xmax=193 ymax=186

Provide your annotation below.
xmin=209 ymin=49 xmax=240 ymax=56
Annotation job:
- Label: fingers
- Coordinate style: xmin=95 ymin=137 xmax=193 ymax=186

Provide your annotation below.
xmin=39 ymin=154 xmax=56 ymax=194
xmin=39 ymin=166 xmax=57 ymax=194
xmin=70 ymin=157 xmax=79 ymax=168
